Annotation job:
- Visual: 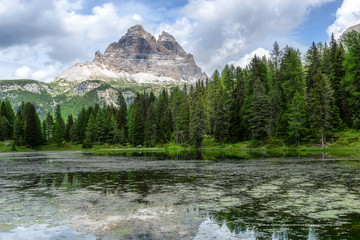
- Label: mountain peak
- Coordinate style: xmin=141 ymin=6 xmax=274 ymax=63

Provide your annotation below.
xmin=158 ymin=31 xmax=176 ymax=42
xmin=54 ymin=25 xmax=207 ymax=85
xmin=125 ymin=24 xmax=147 ymax=36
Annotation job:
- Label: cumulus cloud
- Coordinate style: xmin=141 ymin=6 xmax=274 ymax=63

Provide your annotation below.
xmin=0 ymin=0 xmax=336 ymax=81
xmin=229 ymin=48 xmax=271 ymax=69
xmin=13 ymin=63 xmax=62 ymax=82
xmin=327 ymin=0 xmax=360 ymax=39
xmin=173 ymin=0 xmax=334 ymax=73
xmin=0 ymin=0 xmax=145 ymax=81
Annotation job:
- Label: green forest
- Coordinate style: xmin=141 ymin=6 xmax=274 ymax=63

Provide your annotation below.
xmin=1 ymin=31 xmax=360 ymax=149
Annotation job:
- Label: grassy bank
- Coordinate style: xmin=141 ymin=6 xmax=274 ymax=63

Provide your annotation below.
xmin=1 ymin=130 xmax=360 ymax=154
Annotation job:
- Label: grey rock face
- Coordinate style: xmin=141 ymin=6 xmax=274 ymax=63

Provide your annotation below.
xmin=73 ymin=80 xmax=103 ymax=94
xmin=93 ymin=24 xmax=207 ymax=83
xmin=338 ymin=23 xmax=360 ymax=44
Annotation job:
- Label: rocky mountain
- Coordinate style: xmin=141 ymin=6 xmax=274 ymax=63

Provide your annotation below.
xmin=338 ymin=23 xmax=360 ymax=44
xmin=53 ymin=24 xmax=206 ymax=89
xmin=0 ymin=25 xmax=206 ymax=117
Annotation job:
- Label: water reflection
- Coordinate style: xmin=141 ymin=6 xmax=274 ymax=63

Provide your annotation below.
xmin=0 ymin=150 xmax=360 ymax=239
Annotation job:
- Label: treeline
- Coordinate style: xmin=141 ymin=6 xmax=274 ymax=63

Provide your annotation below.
xmin=1 ymin=31 xmax=360 ymax=148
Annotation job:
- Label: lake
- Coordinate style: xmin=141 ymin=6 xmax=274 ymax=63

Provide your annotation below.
xmin=0 ymin=150 xmax=359 ymax=239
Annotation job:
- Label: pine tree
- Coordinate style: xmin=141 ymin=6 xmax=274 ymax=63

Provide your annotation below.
xmin=13 ymin=113 xmax=25 ymax=146
xmin=107 ymin=115 xmax=120 ymax=144
xmin=288 ymin=91 xmax=306 ymax=145
xmin=54 ymin=105 xmax=65 ymax=143
xmin=132 ymin=93 xmax=145 ymax=146
xmin=207 ymin=70 xmax=227 ymax=144
xmin=156 ymin=90 xmax=173 ymax=143
xmin=69 ymin=123 xmax=78 ymax=143
xmin=95 ymin=109 xmax=106 ymax=143
xmin=271 ymin=41 xmax=281 ymax=70
xmin=85 ymin=113 xmax=97 ymax=143
xmin=76 ymin=107 xmax=87 ymax=143
xmin=65 ymin=114 xmax=74 ymax=142
xmin=278 ymin=47 xmax=305 ymax=138
xmin=307 ymin=71 xmax=333 ymax=147
xmin=170 ymin=87 xmax=186 ymax=145
xmin=249 ymin=78 xmax=270 ymax=145
xmin=305 ymin=42 xmax=321 ymax=92
xmin=117 ymin=91 xmax=128 ymax=142
xmin=227 ymin=67 xmax=246 ymax=142
xmin=24 ymin=103 xmax=42 ymax=147
xmin=344 ymin=31 xmax=360 ymax=125
xmin=144 ymin=103 xmax=157 ymax=147
xmin=190 ymin=81 xmax=208 ymax=148
xmin=0 ymin=117 xmax=12 ymax=141
xmin=53 ymin=122 xmax=64 ymax=145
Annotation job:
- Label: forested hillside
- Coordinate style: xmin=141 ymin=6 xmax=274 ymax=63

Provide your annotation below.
xmin=1 ymin=31 xmax=360 ymax=148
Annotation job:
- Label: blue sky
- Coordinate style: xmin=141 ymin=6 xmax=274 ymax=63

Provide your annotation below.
xmin=0 ymin=0 xmax=359 ymax=82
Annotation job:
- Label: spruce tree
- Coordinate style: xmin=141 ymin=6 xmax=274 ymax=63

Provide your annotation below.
xmin=144 ymin=103 xmax=157 ymax=147
xmin=288 ymin=91 xmax=306 ymax=145
xmin=307 ymin=71 xmax=333 ymax=147
xmin=13 ymin=113 xmax=25 ymax=146
xmin=132 ymin=93 xmax=145 ymax=146
xmin=344 ymin=31 xmax=360 ymax=125
xmin=65 ymin=114 xmax=74 ymax=142
xmin=190 ymin=81 xmax=208 ymax=148
xmin=108 ymin=115 xmax=120 ymax=144
xmin=0 ymin=117 xmax=11 ymax=141
xmin=227 ymin=67 xmax=246 ymax=142
xmin=305 ymin=42 xmax=321 ymax=92
xmin=249 ymin=78 xmax=270 ymax=145
xmin=24 ymin=103 xmax=42 ymax=147
xmin=85 ymin=113 xmax=97 ymax=143
xmin=117 ymin=91 xmax=128 ymax=142
xmin=95 ymin=109 xmax=106 ymax=143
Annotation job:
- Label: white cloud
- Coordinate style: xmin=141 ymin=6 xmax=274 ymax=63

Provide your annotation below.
xmin=13 ymin=66 xmax=32 ymax=79
xmin=171 ymin=0 xmax=334 ymax=73
xmin=0 ymin=0 xmax=336 ymax=81
xmin=327 ymin=0 xmax=360 ymax=39
xmin=13 ymin=63 xmax=62 ymax=82
xmin=229 ymin=48 xmax=271 ymax=68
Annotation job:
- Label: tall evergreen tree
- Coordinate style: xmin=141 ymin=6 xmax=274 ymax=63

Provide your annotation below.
xmin=288 ymin=91 xmax=306 ymax=145
xmin=305 ymin=42 xmax=321 ymax=92
xmin=13 ymin=110 xmax=25 ymax=145
xmin=65 ymin=114 xmax=74 ymax=142
xmin=117 ymin=91 xmax=128 ymax=142
xmin=344 ymin=31 xmax=360 ymax=126
xmin=249 ymin=78 xmax=270 ymax=145
xmin=24 ymin=103 xmax=42 ymax=147
xmin=144 ymin=103 xmax=157 ymax=147
xmin=227 ymin=67 xmax=246 ymax=142
xmin=190 ymin=81 xmax=208 ymax=148
xmin=307 ymin=71 xmax=333 ymax=147
xmin=85 ymin=113 xmax=97 ymax=143
xmin=132 ymin=93 xmax=145 ymax=146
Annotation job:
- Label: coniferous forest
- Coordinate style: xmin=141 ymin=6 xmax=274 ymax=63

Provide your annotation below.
xmin=1 ymin=31 xmax=360 ymax=149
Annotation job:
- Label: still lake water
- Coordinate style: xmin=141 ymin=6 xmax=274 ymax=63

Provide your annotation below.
xmin=0 ymin=150 xmax=360 ymax=239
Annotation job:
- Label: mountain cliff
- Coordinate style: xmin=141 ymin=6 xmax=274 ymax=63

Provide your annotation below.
xmin=53 ymin=24 xmax=206 ymax=88
xmin=338 ymin=23 xmax=360 ymax=44
xmin=0 ymin=25 xmax=207 ymax=117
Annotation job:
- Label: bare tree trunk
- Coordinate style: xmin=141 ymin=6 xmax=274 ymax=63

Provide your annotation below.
xmin=321 ymin=132 xmax=325 ymax=148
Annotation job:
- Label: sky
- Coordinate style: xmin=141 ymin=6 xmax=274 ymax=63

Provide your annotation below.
xmin=0 ymin=0 xmax=359 ymax=82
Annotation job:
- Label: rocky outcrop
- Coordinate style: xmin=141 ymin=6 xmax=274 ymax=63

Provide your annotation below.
xmin=338 ymin=23 xmax=360 ymax=44
xmin=54 ymin=24 xmax=206 ymax=85
xmin=0 ymin=79 xmax=52 ymax=94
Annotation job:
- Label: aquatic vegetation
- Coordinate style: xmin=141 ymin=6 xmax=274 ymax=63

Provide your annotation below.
xmin=0 ymin=151 xmax=360 ymax=239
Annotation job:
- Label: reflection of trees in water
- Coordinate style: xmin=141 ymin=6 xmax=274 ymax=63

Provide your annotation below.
xmin=209 ymin=208 xmax=360 ymax=239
